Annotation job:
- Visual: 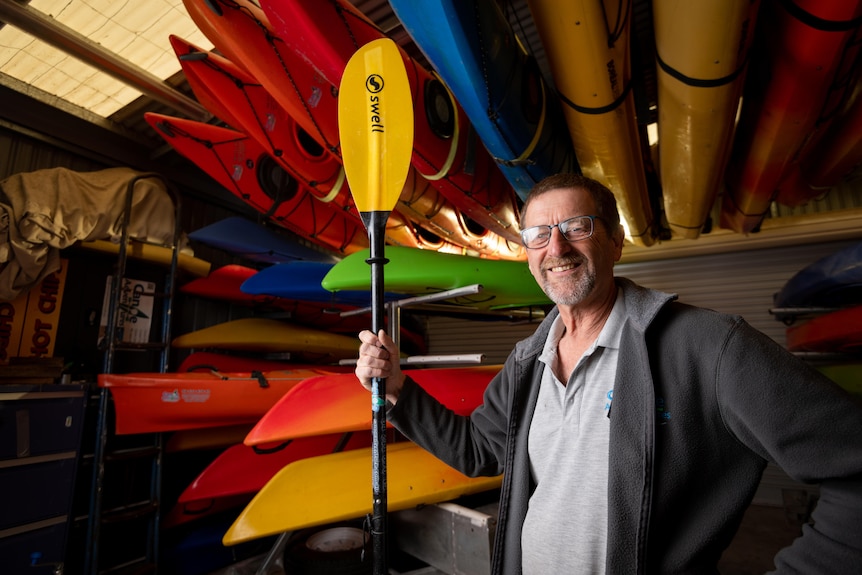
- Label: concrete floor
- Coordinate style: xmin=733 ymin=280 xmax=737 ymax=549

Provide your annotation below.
xmin=208 ymin=503 xmax=807 ymax=575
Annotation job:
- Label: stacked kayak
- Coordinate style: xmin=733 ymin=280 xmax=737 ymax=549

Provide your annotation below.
xmin=773 ymin=241 xmax=862 ymax=309
xmin=171 ymin=318 xmax=360 ymax=360
xmin=179 ymin=0 xmax=524 ymax=260
xmin=179 ymin=262 xmax=428 ymax=354
xmin=172 ymin=32 xmax=447 ymax=251
xmin=653 ymin=0 xmax=760 ymax=239
xmin=164 ymin=431 xmax=373 ymax=528
xmin=98 ymin=366 xmax=351 ymax=434
xmin=187 ymin=217 xmax=337 ymax=264
xmin=244 ymin=366 xmax=500 ymax=445
xmin=258 ymin=0 xmax=527 ymax=243
xmin=383 ymin=0 xmax=579 ymax=199
xmin=170 ymin=35 xmax=350 ymax=210
xmin=721 ymin=0 xmax=862 ymax=233
xmin=777 ymin=243 xmax=862 ymax=387
xmin=163 ymin=365 xmax=499 ymax=544
xmin=237 ymin=260 xmax=404 ymax=308
xmin=799 ymin=79 xmax=862 ymax=189
xmin=222 ymin=442 xmax=502 ymax=544
xmin=146 ymin=112 xmax=369 ymax=256
xmin=526 ymin=0 xmax=656 ymax=246
xmin=322 ymin=245 xmax=551 ymax=311
xmin=786 ymin=305 xmax=862 ymax=353
xmin=176 ymin=352 xmax=298 ymax=374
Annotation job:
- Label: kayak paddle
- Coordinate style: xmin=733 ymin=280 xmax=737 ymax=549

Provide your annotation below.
xmin=338 ymin=37 xmax=413 ymax=573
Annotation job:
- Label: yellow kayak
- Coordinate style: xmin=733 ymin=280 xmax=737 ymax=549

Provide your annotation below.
xmin=654 ymin=0 xmax=760 ymax=239
xmin=222 ymin=441 xmax=502 ymax=544
xmin=78 ymin=239 xmax=212 ymax=277
xmin=171 ymin=317 xmax=359 ymax=360
xmin=527 ymin=0 xmax=655 ymax=246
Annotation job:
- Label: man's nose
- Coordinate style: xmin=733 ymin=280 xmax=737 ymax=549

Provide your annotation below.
xmin=546 ymin=225 xmax=571 ymax=252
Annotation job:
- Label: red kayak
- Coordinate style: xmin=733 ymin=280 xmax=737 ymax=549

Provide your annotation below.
xmin=244 ymin=365 xmax=500 ymax=445
xmin=785 ymin=305 xmax=862 ymax=353
xmin=260 ymin=0 xmax=524 ymax=244
xmin=721 ymin=0 xmax=862 ymax=232
xmin=99 ymin=366 xmax=352 ymax=434
xmin=145 ymin=112 xmax=368 ymax=255
xmin=163 ymin=431 xmax=377 ymax=528
xmin=176 ymin=351 xmax=299 ymax=374
xmin=170 ymin=35 xmax=350 ymax=208
xmin=170 ymin=36 xmax=486 ymax=254
xmin=182 ymin=0 xmax=341 ymax=154
xmin=179 ymin=264 xmax=362 ymax=328
xmin=181 ymin=264 xmax=269 ymax=306
xmin=162 ymin=494 xmax=252 ymax=529
xmin=165 ymin=423 xmax=254 ymax=453
xmin=799 ymin=76 xmax=862 ymax=189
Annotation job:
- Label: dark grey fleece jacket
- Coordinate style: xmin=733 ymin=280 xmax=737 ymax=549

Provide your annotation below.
xmin=388 ymin=278 xmax=862 ymax=574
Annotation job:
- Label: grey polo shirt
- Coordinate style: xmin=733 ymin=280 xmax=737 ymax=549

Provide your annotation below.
xmin=521 ymin=290 xmax=625 ymax=574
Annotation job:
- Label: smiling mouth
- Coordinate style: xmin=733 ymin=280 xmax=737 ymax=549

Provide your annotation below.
xmin=547 ymin=261 xmax=579 ymax=273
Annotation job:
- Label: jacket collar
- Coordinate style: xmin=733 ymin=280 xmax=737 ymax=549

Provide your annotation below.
xmin=512 ymin=277 xmax=677 ymax=362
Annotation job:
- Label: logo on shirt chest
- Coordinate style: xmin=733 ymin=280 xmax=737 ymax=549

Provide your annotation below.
xmin=604 ymin=392 xmax=672 ymax=424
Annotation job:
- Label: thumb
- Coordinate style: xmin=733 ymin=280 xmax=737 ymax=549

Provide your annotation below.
xmin=378 ymin=329 xmax=398 ymax=353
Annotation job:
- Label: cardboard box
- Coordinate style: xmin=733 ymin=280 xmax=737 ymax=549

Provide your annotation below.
xmin=0 ymin=260 xmax=68 ymax=361
xmin=98 ymin=276 xmax=155 ymax=345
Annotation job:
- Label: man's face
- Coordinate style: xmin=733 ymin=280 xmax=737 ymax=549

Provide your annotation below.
xmin=522 ymin=187 xmax=623 ymax=307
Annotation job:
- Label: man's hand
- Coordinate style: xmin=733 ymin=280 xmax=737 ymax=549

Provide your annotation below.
xmin=355 ymin=329 xmax=405 ymax=405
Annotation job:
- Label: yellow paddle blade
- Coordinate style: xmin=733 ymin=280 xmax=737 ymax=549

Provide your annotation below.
xmin=338 ymin=37 xmax=414 ymax=214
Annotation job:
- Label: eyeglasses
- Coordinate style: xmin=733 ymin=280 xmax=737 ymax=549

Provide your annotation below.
xmin=520 ymin=215 xmax=599 ymax=249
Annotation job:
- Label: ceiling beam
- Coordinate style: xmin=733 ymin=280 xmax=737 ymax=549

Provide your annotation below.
xmin=0 ymin=0 xmax=210 ymax=122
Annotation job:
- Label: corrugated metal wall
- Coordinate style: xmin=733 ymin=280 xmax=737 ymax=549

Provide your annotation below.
xmin=423 ymin=238 xmax=860 ymax=363
xmin=0 ymin=123 xmax=103 ymax=177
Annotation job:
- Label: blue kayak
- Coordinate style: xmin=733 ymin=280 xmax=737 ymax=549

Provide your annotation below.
xmin=188 ymin=217 xmax=337 ymax=264
xmin=240 ymin=260 xmax=405 ymax=308
xmin=773 ymin=241 xmax=862 ymax=308
xmin=388 ymin=0 xmax=578 ymax=200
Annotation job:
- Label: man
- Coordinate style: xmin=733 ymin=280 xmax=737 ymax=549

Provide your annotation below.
xmin=355 ymin=173 xmax=862 ymax=574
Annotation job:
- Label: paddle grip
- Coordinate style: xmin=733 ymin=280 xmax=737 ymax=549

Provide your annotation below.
xmin=366 ymin=213 xmax=389 ymax=572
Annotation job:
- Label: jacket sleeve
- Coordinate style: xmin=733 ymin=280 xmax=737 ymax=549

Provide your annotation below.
xmin=716 ymin=317 xmax=862 ymax=574
xmin=387 ymin=360 xmax=516 ymax=478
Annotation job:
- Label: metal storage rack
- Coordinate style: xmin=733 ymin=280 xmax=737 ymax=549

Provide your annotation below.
xmin=83 ymin=173 xmax=181 ymax=575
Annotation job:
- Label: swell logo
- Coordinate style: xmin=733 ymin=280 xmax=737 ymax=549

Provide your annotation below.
xmin=366 ymin=74 xmax=384 ymax=133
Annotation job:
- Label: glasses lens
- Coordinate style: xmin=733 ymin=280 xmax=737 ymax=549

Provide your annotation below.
xmin=521 ymin=226 xmax=548 ymax=249
xmin=560 ymin=216 xmax=593 ymax=241
xmin=521 ymin=216 xmax=595 ymax=249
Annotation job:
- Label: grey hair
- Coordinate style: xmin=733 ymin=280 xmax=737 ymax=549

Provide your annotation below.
xmin=520 ymin=173 xmax=621 ymax=233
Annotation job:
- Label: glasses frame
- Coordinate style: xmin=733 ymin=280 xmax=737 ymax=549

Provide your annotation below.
xmin=520 ymin=215 xmax=600 ymax=249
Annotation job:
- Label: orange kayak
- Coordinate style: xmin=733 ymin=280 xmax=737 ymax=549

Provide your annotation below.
xmin=244 ymin=365 xmax=500 ymax=445
xmin=99 ymin=366 xmax=352 ymax=434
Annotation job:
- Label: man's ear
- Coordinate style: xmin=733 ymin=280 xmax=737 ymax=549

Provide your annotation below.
xmin=613 ymin=225 xmax=625 ymax=259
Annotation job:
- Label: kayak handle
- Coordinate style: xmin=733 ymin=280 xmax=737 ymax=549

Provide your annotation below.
xmin=252 ymin=439 xmax=292 ymax=455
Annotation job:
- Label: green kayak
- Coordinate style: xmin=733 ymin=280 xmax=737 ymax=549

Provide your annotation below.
xmin=322 ymin=246 xmax=551 ymax=311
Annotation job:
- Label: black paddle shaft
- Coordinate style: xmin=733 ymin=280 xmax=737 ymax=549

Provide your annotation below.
xmin=364 ymin=211 xmax=389 ymax=573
